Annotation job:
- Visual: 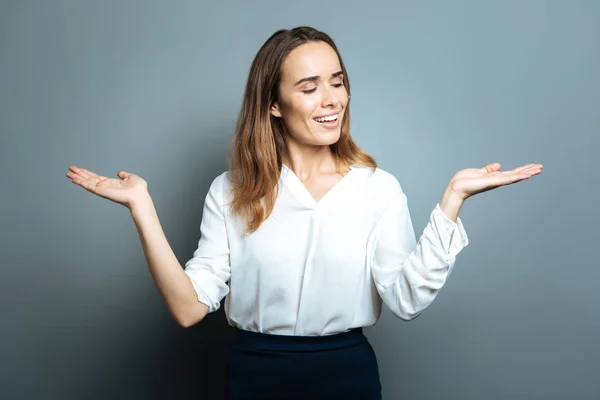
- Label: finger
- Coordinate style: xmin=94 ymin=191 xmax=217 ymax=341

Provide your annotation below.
xmin=512 ymin=170 xmax=541 ymax=181
xmin=82 ymin=170 xmax=109 ymax=183
xmin=66 ymin=172 xmax=85 ymax=185
xmin=520 ymin=165 xmax=543 ymax=176
xmin=512 ymin=164 xmax=535 ymax=173
xmin=74 ymin=175 xmax=97 ymax=192
xmin=498 ymin=170 xmax=532 ymax=183
xmin=482 ymin=163 xmax=501 ymax=173
xmin=529 ymin=164 xmax=544 ymax=174
xmin=515 ymin=163 xmax=544 ymax=174
xmin=67 ymin=169 xmax=102 ymax=191
xmin=118 ymin=170 xmax=132 ymax=179
xmin=71 ymin=166 xmax=104 ymax=181
xmin=69 ymin=165 xmax=92 ymax=179
xmin=489 ymin=167 xmax=541 ymax=188
xmin=504 ymin=169 xmax=535 ymax=179
xmin=524 ymin=169 xmax=543 ymax=177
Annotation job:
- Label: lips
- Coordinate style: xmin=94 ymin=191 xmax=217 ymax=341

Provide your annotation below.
xmin=313 ymin=115 xmax=340 ymax=130
xmin=313 ymin=112 xmax=340 ymax=119
xmin=313 ymin=113 xmax=340 ymax=123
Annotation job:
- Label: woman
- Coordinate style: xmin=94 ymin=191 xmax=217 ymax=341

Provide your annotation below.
xmin=66 ymin=26 xmax=543 ymax=399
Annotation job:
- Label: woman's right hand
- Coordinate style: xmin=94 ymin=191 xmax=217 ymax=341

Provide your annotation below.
xmin=66 ymin=165 xmax=149 ymax=209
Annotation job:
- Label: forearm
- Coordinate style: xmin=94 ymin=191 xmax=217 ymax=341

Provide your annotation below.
xmin=129 ymin=193 xmax=208 ymax=327
xmin=384 ymin=188 xmax=467 ymax=320
xmin=439 ymin=184 xmax=465 ymax=223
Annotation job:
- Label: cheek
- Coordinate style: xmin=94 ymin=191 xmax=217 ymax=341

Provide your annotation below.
xmin=339 ymin=90 xmax=349 ymax=108
xmin=288 ymin=98 xmax=319 ymax=123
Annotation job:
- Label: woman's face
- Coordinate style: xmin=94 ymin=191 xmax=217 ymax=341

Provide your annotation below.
xmin=271 ymin=41 xmax=348 ymax=148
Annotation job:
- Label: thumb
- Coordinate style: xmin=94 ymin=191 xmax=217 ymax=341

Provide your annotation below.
xmin=118 ymin=170 xmax=132 ymax=179
xmin=482 ymin=162 xmax=501 ymax=173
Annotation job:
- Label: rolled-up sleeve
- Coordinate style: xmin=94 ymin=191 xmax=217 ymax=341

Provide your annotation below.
xmin=183 ymin=174 xmax=231 ymax=313
xmin=369 ymin=179 xmax=469 ymax=321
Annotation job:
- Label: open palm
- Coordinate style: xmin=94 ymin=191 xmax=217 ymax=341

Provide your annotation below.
xmin=66 ymin=165 xmax=148 ymax=208
xmin=451 ymin=162 xmax=544 ymax=200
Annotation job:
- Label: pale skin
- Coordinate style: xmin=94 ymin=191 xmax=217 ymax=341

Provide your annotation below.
xmin=65 ymin=40 xmax=542 ymax=326
xmin=270 ymin=41 xmax=351 ymax=202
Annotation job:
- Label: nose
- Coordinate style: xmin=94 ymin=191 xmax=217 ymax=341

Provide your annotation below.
xmin=320 ymin=84 xmax=339 ymax=108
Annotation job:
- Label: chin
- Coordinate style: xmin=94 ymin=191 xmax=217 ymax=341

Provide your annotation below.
xmin=290 ymin=128 xmax=341 ymax=147
xmin=317 ymin=132 xmax=341 ymax=146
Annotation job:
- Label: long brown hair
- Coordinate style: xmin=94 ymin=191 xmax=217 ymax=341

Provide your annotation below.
xmin=227 ymin=26 xmax=377 ymax=235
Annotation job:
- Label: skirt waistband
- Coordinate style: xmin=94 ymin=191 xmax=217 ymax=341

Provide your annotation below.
xmin=232 ymin=327 xmax=366 ymax=353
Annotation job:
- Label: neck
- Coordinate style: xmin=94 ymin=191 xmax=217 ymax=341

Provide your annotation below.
xmin=282 ymin=141 xmax=349 ymax=181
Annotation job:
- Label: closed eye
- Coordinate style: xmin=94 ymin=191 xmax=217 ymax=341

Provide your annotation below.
xmin=302 ymin=83 xmax=344 ymax=94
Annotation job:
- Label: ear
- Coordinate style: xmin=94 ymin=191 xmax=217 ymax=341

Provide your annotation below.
xmin=270 ymin=102 xmax=282 ymax=118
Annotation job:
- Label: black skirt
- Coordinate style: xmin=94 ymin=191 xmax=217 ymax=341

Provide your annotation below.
xmin=226 ymin=327 xmax=382 ymax=399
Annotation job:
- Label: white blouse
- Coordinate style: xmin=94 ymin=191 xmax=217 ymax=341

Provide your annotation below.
xmin=183 ymin=163 xmax=469 ymax=336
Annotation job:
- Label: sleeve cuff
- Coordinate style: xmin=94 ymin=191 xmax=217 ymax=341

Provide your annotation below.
xmin=433 ymin=202 xmax=469 ymax=260
xmin=183 ymin=268 xmax=229 ymax=313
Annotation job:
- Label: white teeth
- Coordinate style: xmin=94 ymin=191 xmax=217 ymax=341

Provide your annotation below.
xmin=314 ymin=114 xmax=338 ymax=122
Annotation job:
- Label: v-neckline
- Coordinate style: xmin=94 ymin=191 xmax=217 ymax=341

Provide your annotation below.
xmin=281 ymin=163 xmax=356 ymax=209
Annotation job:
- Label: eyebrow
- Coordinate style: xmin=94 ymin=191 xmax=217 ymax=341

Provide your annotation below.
xmin=293 ymin=71 xmax=344 ymax=86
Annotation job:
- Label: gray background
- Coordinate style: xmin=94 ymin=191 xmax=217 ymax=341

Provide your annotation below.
xmin=1 ymin=0 xmax=598 ymax=399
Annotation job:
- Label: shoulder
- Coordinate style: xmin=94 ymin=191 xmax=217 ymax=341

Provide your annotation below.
xmin=352 ymin=164 xmax=405 ymax=198
xmin=210 ymin=170 xmax=232 ymax=188
xmin=206 ymin=170 xmax=233 ymax=204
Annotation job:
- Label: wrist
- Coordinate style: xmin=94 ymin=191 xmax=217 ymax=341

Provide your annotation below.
xmin=439 ymin=184 xmax=465 ymax=223
xmin=129 ymin=191 xmax=154 ymax=214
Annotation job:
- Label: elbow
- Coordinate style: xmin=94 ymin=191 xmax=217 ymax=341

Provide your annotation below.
xmin=174 ymin=311 xmax=194 ymax=328
xmin=386 ymin=284 xmax=439 ymax=321
xmin=177 ymin=319 xmax=189 ymax=328
xmin=177 ymin=302 xmax=210 ymax=328
xmin=177 ymin=315 xmax=194 ymax=328
xmin=389 ymin=302 xmax=425 ymax=321
xmin=179 ymin=320 xmax=196 ymax=329
xmin=397 ymin=311 xmax=423 ymax=321
xmin=390 ymin=307 xmax=422 ymax=321
xmin=177 ymin=313 xmax=203 ymax=328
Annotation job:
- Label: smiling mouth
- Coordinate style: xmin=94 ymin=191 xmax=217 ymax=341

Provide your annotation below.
xmin=313 ymin=113 xmax=339 ymax=123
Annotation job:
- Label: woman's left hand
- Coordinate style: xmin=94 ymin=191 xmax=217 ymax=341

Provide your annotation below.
xmin=449 ymin=162 xmax=543 ymax=201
